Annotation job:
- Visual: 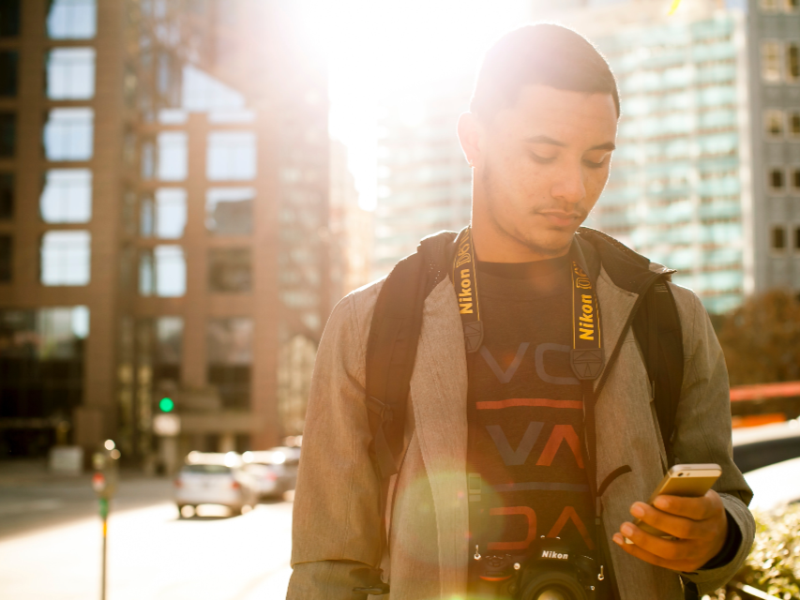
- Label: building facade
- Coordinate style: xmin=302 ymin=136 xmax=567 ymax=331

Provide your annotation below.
xmin=0 ymin=0 xmax=330 ymax=464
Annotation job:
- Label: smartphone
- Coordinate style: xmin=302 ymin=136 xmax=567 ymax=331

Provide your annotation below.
xmin=625 ymin=463 xmax=721 ymax=543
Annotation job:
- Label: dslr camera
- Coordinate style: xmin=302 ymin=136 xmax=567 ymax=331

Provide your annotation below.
xmin=473 ymin=536 xmax=603 ymax=600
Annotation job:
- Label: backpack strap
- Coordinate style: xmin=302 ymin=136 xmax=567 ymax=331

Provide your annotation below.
xmin=356 ymin=233 xmax=454 ymax=597
xmin=631 ymin=278 xmax=684 ymax=466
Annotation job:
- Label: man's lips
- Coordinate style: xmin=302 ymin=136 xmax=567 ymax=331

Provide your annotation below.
xmin=536 ymin=210 xmax=583 ymax=227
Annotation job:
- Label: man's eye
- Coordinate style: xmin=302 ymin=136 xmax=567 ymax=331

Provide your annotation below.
xmin=531 ymin=153 xmax=556 ymax=164
xmin=584 ymin=159 xmax=607 ymax=169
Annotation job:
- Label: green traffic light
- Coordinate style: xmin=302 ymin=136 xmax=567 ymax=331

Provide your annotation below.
xmin=159 ymin=397 xmax=175 ymax=413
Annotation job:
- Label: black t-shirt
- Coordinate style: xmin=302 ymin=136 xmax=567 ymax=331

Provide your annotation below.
xmin=466 ymin=254 xmax=596 ymax=581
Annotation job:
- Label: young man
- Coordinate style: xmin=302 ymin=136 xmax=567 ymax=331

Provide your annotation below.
xmin=288 ymin=25 xmax=754 ymax=600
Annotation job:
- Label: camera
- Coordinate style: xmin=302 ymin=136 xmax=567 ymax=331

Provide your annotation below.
xmin=473 ymin=536 xmax=602 ymax=600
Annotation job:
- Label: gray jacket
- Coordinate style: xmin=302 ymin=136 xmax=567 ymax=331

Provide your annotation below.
xmin=288 ymin=230 xmax=754 ymax=599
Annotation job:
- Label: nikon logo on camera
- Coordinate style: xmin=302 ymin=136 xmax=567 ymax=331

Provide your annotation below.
xmin=541 ymin=550 xmax=569 ymax=560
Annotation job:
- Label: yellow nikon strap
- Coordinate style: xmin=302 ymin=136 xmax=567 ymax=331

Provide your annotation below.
xmin=451 ymin=226 xmax=605 ymax=379
xmin=452 ymin=227 xmax=483 ymax=353
xmin=569 ymin=260 xmax=605 ymax=380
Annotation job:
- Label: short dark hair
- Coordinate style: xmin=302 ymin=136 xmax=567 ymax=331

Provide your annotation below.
xmin=470 ymin=23 xmax=620 ymax=121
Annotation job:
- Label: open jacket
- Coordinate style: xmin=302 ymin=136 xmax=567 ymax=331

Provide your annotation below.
xmin=288 ymin=229 xmax=754 ymax=600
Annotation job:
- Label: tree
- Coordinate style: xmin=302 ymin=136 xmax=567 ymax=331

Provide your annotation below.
xmin=716 ymin=290 xmax=800 ymax=386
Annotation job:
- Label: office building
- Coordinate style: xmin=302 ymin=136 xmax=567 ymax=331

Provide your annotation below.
xmin=0 ymin=0 xmax=329 ymax=463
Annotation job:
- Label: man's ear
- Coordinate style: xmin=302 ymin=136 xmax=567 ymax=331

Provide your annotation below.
xmin=457 ymin=112 xmax=482 ymax=169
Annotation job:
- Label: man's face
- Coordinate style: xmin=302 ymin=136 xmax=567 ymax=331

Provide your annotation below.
xmin=471 ymin=84 xmax=618 ymax=259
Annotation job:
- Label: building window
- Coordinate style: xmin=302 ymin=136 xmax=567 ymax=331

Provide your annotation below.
xmin=209 ymin=248 xmax=252 ymax=293
xmin=40 ymin=169 xmax=92 ymax=223
xmin=0 ymin=50 xmax=17 ymax=97
xmin=772 ymin=226 xmax=787 ymax=250
xmin=207 ymin=132 xmax=256 ymax=181
xmin=206 ymin=188 xmax=253 ymax=235
xmin=150 ymin=188 xmax=186 ymax=238
xmin=40 ymin=230 xmax=91 ymax=286
xmin=0 ymin=172 xmax=13 ymax=219
xmin=788 ymin=0 xmax=800 ymax=10
xmin=0 ymin=233 xmax=10 ymax=281
xmin=157 ymin=132 xmax=187 ymax=181
xmin=788 ymin=43 xmax=800 ymax=82
xmin=207 ymin=318 xmax=253 ymax=409
xmin=795 ymin=227 xmax=800 ymax=250
xmin=0 ymin=0 xmax=20 ymax=37
xmin=139 ymin=245 xmax=185 ymax=297
xmin=769 ymin=168 xmax=785 ymax=192
xmin=46 ymin=48 xmax=95 ymax=100
xmin=44 ymin=108 xmax=93 ymax=161
xmin=0 ymin=111 xmax=15 ymax=157
xmin=790 ymin=112 xmax=800 ymax=138
xmin=792 ymin=167 xmax=800 ymax=192
xmin=765 ymin=109 xmax=784 ymax=138
xmin=47 ymin=0 xmax=96 ymax=40
xmin=762 ymin=42 xmax=782 ymax=82
xmin=760 ymin=0 xmax=780 ymax=9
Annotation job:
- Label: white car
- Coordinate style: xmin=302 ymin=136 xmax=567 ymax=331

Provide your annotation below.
xmin=174 ymin=452 xmax=258 ymax=516
xmin=243 ymin=447 xmax=300 ymax=499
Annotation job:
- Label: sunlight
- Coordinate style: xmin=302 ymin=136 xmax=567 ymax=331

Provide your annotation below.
xmin=297 ymin=0 xmax=531 ymax=209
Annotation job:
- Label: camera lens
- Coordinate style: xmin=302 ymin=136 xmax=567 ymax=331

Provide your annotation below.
xmin=678 ymin=472 xmax=684 ymax=477
xmin=536 ymin=590 xmax=569 ymax=600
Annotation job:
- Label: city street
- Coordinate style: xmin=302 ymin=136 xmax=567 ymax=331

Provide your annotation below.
xmin=0 ymin=463 xmax=293 ymax=600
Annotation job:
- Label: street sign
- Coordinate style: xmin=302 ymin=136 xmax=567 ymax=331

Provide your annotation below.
xmin=153 ymin=413 xmax=181 ymax=436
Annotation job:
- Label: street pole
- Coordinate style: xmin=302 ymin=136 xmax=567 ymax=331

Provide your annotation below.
xmin=100 ymin=497 xmax=108 ymax=600
xmin=93 ymin=440 xmax=119 ymax=600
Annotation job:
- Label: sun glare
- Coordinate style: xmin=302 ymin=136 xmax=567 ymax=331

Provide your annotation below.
xmin=297 ymin=0 xmax=531 ymax=209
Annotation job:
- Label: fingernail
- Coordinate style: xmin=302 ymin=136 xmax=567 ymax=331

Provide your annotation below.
xmin=612 ymin=534 xmax=623 ymax=545
xmin=631 ymin=504 xmax=645 ymax=518
xmin=621 ymin=523 xmax=634 ymax=537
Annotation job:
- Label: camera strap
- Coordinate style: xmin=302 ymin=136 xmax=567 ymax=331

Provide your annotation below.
xmin=453 ymin=226 xmax=612 ymax=595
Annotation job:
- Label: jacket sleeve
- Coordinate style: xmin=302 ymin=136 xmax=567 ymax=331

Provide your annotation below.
xmin=287 ymin=287 xmax=385 ymax=600
xmin=670 ymin=288 xmax=755 ymax=596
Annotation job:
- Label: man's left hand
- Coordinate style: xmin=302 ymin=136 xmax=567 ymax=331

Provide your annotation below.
xmin=612 ymin=490 xmax=728 ymax=573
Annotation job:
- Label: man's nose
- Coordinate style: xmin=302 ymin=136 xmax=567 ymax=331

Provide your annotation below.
xmin=550 ymin=161 xmax=587 ymax=206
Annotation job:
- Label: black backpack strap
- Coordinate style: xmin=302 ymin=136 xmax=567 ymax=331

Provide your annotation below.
xmin=359 ymin=232 xmax=454 ymax=595
xmin=632 ymin=278 xmax=684 ymax=466
xmin=364 ymin=233 xmax=453 ymax=480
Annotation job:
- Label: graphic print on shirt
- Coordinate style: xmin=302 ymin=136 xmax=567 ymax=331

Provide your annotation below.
xmin=466 ymin=258 xmax=595 ymax=567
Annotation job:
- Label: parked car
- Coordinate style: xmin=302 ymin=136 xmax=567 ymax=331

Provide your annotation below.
xmin=744 ymin=456 xmax=800 ymax=512
xmin=732 ymin=419 xmax=800 ymax=474
xmin=242 ymin=446 xmax=300 ymax=499
xmin=174 ymin=452 xmax=258 ymax=517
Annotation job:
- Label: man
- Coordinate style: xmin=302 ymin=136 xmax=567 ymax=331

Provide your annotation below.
xmin=288 ymin=24 xmax=754 ymax=600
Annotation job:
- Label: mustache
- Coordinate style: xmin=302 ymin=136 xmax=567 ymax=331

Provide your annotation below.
xmin=533 ymin=206 xmax=588 ymax=219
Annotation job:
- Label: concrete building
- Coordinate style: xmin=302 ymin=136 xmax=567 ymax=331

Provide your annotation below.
xmin=744 ymin=0 xmax=800 ymax=295
xmin=0 ymin=0 xmax=330 ymax=465
xmin=373 ymin=76 xmax=473 ymax=278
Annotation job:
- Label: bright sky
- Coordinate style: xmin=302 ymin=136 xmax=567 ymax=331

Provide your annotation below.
xmin=297 ymin=0 xmax=532 ymax=210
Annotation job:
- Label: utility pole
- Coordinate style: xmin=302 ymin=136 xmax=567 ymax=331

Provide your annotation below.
xmin=92 ymin=440 xmax=120 ymax=600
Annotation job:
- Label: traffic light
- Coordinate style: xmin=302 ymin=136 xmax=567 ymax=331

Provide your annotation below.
xmin=158 ymin=397 xmax=175 ymax=413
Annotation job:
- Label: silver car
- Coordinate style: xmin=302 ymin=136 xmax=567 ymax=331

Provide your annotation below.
xmin=242 ymin=447 xmax=300 ymax=499
xmin=174 ymin=453 xmax=258 ymax=517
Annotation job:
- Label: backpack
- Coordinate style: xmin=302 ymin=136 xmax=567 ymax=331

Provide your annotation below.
xmin=359 ymin=231 xmax=686 ymax=597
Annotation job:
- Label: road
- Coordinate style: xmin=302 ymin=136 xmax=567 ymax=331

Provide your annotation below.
xmin=0 ymin=463 xmax=293 ymax=600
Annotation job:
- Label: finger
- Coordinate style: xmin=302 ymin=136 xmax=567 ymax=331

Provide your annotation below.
xmin=653 ymin=490 xmax=721 ymax=521
xmin=630 ymin=502 xmax=706 ymax=540
xmin=612 ymin=532 xmax=698 ymax=572
xmin=618 ymin=521 xmax=704 ymax=563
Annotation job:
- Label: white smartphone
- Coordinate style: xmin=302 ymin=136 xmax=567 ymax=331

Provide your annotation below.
xmin=625 ymin=463 xmax=721 ymax=544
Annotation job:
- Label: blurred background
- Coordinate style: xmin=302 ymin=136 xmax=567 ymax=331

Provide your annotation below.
xmin=0 ymin=0 xmax=799 ymax=599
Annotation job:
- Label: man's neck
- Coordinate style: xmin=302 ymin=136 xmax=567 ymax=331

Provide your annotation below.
xmin=470 ymin=219 xmax=572 ymax=263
